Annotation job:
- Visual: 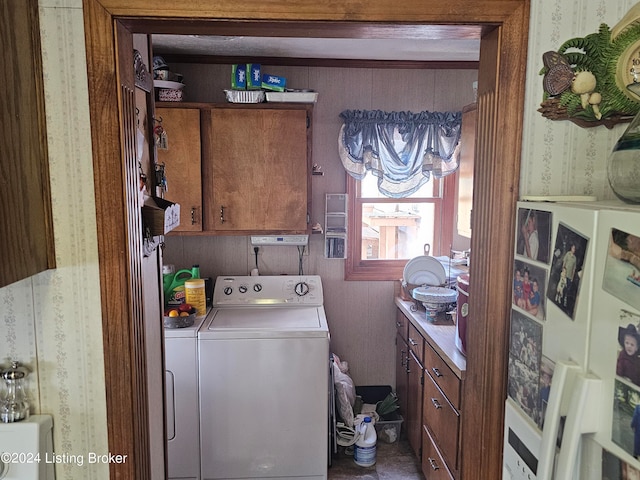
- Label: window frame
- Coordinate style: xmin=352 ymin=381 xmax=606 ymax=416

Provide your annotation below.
xmin=345 ymin=172 xmax=457 ymax=281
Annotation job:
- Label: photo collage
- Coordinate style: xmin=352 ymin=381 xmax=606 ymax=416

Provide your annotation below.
xmin=508 ymin=207 xmax=591 ymax=429
xmin=509 ymin=205 xmax=640 ymax=473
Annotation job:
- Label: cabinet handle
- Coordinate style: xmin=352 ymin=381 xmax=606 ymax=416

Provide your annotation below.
xmin=401 ymin=350 xmax=407 ymax=367
xmin=405 ymin=355 xmax=411 ymax=374
xmin=431 ymin=398 xmax=442 ymax=409
xmin=431 ymin=367 xmax=443 ymax=378
xmin=396 ymin=321 xmax=402 ymax=328
xmin=428 ymin=457 xmax=440 ymax=471
xmin=408 ymin=337 xmax=418 ymax=347
xmin=191 ymin=207 xmax=196 ymax=225
xmin=220 ymin=205 xmax=225 ymax=224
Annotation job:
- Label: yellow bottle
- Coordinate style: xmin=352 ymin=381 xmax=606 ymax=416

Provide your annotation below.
xmin=185 ymin=278 xmax=206 ymax=317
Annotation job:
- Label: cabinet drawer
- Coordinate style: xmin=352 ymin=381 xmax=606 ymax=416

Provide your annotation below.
xmin=422 ymin=425 xmax=454 ymax=480
xmin=407 ymin=323 xmax=424 ymax=364
xmin=424 ymin=341 xmax=461 ymax=410
xmin=396 ymin=310 xmax=409 ymax=342
xmin=423 ymin=372 xmax=459 ymax=471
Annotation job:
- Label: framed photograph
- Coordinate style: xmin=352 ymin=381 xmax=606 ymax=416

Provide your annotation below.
xmin=513 ymin=259 xmax=548 ymax=322
xmin=616 ymin=310 xmax=640 ymax=389
xmin=508 ymin=310 xmax=544 ymax=426
xmin=547 ymin=222 xmax=589 ymax=320
xmin=612 ymin=379 xmax=640 ymax=458
xmin=516 ymin=208 xmax=552 ymax=264
xmin=603 ymin=228 xmax=640 ymax=311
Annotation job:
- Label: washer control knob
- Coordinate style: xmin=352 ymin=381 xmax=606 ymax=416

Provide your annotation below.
xmin=223 ymin=286 xmax=233 ymax=295
xmin=238 ymin=285 xmax=248 ymax=294
xmin=294 ymin=282 xmax=309 ymax=296
xmin=253 ymin=283 xmax=262 ymax=292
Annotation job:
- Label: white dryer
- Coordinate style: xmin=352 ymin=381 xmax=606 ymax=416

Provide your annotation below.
xmin=198 ymin=275 xmax=330 ymax=480
xmin=165 ymin=315 xmax=207 ymax=480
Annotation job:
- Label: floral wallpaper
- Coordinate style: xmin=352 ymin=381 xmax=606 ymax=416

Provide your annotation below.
xmin=1 ymin=1 xmax=638 ymax=479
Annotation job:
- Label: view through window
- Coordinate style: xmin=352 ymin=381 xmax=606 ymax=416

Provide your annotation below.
xmin=346 ymin=171 xmax=455 ymax=280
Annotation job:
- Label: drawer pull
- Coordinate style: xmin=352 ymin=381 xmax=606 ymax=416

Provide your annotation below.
xmin=408 ymin=337 xmax=418 ymax=347
xmin=220 ymin=205 xmax=225 ymax=224
xmin=431 ymin=367 xmax=443 ymax=378
xmin=191 ymin=207 xmax=196 ymax=225
xmin=431 ymin=398 xmax=442 ymax=409
xmin=428 ymin=457 xmax=440 ymax=470
xmin=396 ymin=321 xmax=402 ymax=328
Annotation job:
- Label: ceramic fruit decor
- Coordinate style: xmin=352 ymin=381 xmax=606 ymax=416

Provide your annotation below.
xmin=538 ymin=3 xmax=640 ymax=127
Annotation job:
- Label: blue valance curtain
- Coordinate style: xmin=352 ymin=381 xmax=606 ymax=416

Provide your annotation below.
xmin=338 ymin=109 xmax=462 ymax=198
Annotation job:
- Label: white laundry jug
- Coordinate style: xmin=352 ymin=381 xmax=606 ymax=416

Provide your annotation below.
xmin=354 ymin=416 xmax=377 ymax=467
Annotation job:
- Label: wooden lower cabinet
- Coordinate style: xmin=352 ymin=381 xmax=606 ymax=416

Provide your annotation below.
xmin=422 ymin=342 xmax=464 ymax=479
xmin=422 ymin=426 xmax=454 ymax=480
xmin=423 ymin=370 xmax=460 ymax=471
xmin=396 ymin=307 xmax=465 ymax=478
xmin=395 ymin=332 xmax=409 ymax=418
xmin=406 ymin=349 xmax=424 ymax=458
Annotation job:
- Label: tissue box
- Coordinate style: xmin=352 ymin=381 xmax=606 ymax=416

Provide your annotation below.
xmin=231 ymin=64 xmax=246 ymax=89
xmin=261 ymin=73 xmax=286 ymax=91
xmin=142 ymin=197 xmax=180 ymax=236
xmin=247 ymin=64 xmax=262 ymax=90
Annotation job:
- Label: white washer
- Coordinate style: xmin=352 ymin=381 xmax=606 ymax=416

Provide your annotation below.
xmin=198 ymin=275 xmax=330 ymax=480
xmin=165 ymin=315 xmax=207 ymax=480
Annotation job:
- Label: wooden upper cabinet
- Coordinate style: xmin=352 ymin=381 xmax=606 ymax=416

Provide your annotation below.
xmin=202 ymin=104 xmax=311 ymax=234
xmin=156 ymin=107 xmax=203 ymax=232
xmin=1 ymin=0 xmax=55 ymax=287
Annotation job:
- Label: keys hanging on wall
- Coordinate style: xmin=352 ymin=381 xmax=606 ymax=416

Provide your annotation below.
xmin=153 ymin=117 xmax=168 ymax=150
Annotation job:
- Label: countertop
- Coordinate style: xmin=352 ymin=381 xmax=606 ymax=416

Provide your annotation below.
xmin=395 ymin=297 xmax=467 ymax=379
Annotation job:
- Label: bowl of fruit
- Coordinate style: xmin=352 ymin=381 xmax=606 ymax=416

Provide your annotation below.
xmin=164 ymin=303 xmax=197 ymax=329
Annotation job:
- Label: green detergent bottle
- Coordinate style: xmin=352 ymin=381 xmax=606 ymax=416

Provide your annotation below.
xmin=164 ymin=265 xmax=199 ymax=308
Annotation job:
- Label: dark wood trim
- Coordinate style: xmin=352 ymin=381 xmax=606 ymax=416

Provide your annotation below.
xmin=82 ymin=3 xmax=138 ymax=478
xmin=82 ymin=1 xmax=528 ymax=478
xmin=159 ymin=54 xmax=480 ymax=70
xmin=125 ymin=19 xmax=487 ymax=39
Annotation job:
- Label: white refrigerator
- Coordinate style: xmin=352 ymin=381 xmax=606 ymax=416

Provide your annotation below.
xmin=503 ymin=199 xmax=640 ymax=479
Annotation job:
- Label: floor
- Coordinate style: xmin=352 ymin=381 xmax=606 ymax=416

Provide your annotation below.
xmin=328 ymin=438 xmax=424 ymax=479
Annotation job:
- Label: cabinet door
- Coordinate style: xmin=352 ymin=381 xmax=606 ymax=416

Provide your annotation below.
xmin=204 ymin=107 xmax=310 ymax=233
xmin=407 ymin=350 xmax=423 ymax=458
xmin=395 ymin=332 xmax=409 ymax=419
xmin=1 ymin=0 xmax=55 ymax=287
xmin=156 ymin=107 xmax=202 ymax=232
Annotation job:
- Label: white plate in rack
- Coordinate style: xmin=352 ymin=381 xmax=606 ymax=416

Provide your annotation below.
xmin=402 ymin=255 xmax=447 ymax=286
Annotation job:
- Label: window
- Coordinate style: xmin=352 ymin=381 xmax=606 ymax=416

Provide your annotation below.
xmin=345 ymin=170 xmax=456 ymax=280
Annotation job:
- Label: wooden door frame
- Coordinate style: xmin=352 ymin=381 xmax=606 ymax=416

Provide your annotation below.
xmin=82 ymin=1 xmax=529 ymax=478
